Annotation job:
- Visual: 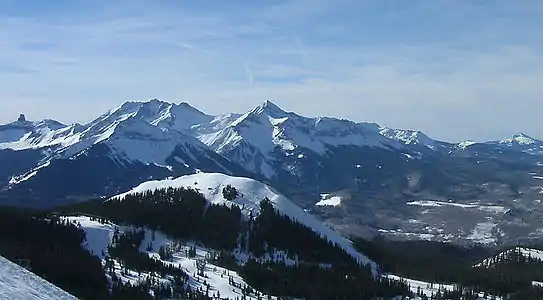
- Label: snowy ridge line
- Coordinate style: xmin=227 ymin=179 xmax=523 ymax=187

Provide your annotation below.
xmin=111 ymin=172 xmax=378 ymax=274
xmin=0 ymin=255 xmax=77 ymax=300
xmin=474 ymin=246 xmax=543 ymax=268
xmin=192 ymin=100 xmax=404 ymax=178
xmin=2 ymin=99 xmax=543 ymax=160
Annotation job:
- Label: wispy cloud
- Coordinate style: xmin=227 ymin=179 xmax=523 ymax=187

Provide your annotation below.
xmin=245 ymin=64 xmax=254 ymax=85
xmin=0 ymin=0 xmax=542 ymax=141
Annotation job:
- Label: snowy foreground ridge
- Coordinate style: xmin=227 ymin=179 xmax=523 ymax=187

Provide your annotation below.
xmin=113 ymin=172 xmax=377 ymax=273
xmin=0 ymin=255 xmax=77 ymax=300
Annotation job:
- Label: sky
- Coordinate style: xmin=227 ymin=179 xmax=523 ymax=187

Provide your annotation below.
xmin=0 ymin=0 xmax=542 ymax=142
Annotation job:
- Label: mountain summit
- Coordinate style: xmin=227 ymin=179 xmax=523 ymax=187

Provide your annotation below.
xmin=501 ymin=133 xmax=539 ymax=145
xmin=251 ymin=100 xmax=287 ymax=116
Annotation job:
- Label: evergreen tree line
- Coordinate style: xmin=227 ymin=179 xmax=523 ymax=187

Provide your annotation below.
xmin=69 ymin=187 xmax=243 ymax=251
xmin=0 ymin=206 xmax=110 ymax=299
xmin=0 ymin=206 xmax=218 ymax=300
xmin=239 ymin=259 xmax=408 ymax=299
xmin=354 ymin=237 xmax=543 ymax=299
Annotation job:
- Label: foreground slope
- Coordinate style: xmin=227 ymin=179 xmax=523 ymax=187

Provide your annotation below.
xmin=114 ymin=172 xmax=377 ymax=272
xmin=0 ymin=256 xmax=77 ymax=300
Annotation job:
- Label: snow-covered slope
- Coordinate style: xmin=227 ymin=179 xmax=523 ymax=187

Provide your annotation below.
xmin=193 ymin=100 xmax=402 ymax=178
xmin=0 ymin=117 xmax=68 ymax=150
xmin=65 ymin=216 xmax=278 ymax=300
xmin=113 ymin=172 xmax=377 ymax=273
xmin=385 ymin=274 xmax=456 ymax=298
xmin=0 ymin=255 xmax=77 ymax=300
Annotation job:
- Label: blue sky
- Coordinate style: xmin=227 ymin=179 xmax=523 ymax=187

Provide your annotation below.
xmin=1 ymin=0 xmax=542 ymax=141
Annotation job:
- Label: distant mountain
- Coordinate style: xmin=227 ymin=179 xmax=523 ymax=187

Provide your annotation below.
xmin=379 ymin=127 xmax=448 ymax=151
xmin=0 ymin=100 xmax=249 ymax=207
xmin=190 ymin=100 xmax=420 ymax=200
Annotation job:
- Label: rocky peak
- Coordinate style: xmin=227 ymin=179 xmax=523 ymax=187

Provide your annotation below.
xmin=252 ymin=100 xmax=287 ymax=117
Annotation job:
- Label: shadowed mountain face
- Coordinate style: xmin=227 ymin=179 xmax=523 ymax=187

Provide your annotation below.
xmin=2 ymin=99 xmax=543 ymax=246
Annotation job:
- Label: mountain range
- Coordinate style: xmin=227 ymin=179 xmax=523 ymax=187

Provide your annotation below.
xmin=2 ymin=99 xmax=543 ymax=246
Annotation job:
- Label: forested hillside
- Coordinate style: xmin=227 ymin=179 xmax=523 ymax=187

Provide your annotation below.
xmin=5 ymin=184 xmax=543 ymax=299
xmin=61 ymin=187 xmax=408 ymax=299
xmin=354 ymin=238 xmax=543 ymax=299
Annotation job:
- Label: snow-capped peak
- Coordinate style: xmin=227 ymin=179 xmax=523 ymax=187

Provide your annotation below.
xmin=192 ymin=101 xmax=402 ymax=178
xmin=17 ymin=114 xmax=26 ymax=122
xmin=106 ymin=99 xmax=211 ymax=131
xmin=501 ymin=133 xmax=539 ymax=145
xmin=457 ymin=140 xmax=477 ymax=149
xmin=251 ymin=100 xmax=287 ymax=117
xmin=379 ymin=127 xmax=437 ymax=149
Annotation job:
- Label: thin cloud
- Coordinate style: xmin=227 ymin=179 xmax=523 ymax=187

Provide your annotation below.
xmin=245 ymin=64 xmax=255 ymax=85
xmin=0 ymin=0 xmax=542 ymax=142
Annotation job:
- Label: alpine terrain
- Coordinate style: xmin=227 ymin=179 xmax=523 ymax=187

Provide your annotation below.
xmin=2 ymin=99 xmax=543 ymax=247
xmin=1 ymin=99 xmax=543 ymax=299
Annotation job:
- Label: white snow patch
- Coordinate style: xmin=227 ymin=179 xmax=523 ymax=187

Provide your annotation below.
xmin=467 ymin=220 xmax=497 ymax=245
xmin=457 ymin=140 xmax=477 ymax=149
xmin=378 ymin=229 xmax=436 ymax=241
xmin=385 ymin=274 xmax=456 ymax=298
xmin=316 ymin=195 xmax=342 ymax=207
xmin=407 ymin=200 xmax=508 ymax=214
xmin=64 ymin=216 xmax=119 ymax=258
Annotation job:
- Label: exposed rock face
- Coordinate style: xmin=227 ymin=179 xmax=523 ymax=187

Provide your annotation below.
xmin=17 ymin=114 xmax=26 ymax=122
